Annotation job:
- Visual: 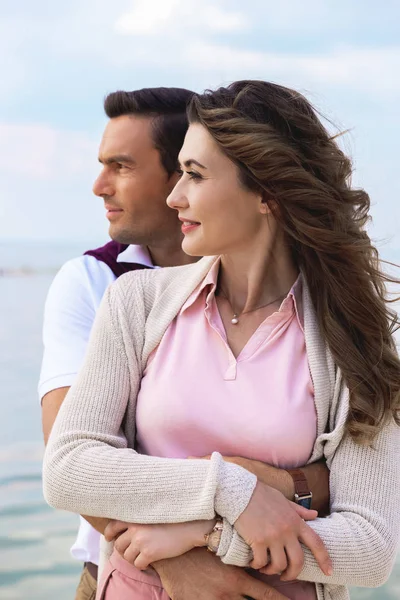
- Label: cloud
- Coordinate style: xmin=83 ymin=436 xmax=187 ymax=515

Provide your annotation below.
xmin=0 ymin=20 xmax=31 ymax=100
xmin=120 ymin=40 xmax=400 ymax=100
xmin=0 ymin=123 xmax=97 ymax=180
xmin=109 ymin=2 xmax=400 ymax=102
xmin=0 ymin=123 xmax=104 ymax=242
xmin=1 ymin=1 xmax=397 ymax=108
xmin=115 ymin=0 xmax=249 ymax=36
xmin=0 ymin=0 xmax=399 ymax=249
xmin=202 ymin=6 xmax=247 ymax=32
xmin=115 ymin=0 xmax=180 ymax=34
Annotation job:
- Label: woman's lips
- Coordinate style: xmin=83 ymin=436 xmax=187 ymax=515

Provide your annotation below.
xmin=179 ymin=218 xmax=200 ymax=234
xmin=181 ymin=221 xmax=200 ymax=234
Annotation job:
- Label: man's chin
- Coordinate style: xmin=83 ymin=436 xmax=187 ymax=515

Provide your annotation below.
xmin=108 ymin=224 xmax=136 ymax=245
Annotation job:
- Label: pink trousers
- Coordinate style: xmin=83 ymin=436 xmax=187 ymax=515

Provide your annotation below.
xmin=97 ymin=550 xmax=317 ymax=600
xmin=96 ymin=550 xmax=170 ymax=600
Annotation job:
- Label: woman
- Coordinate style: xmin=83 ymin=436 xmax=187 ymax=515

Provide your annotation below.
xmin=43 ymin=81 xmax=400 ymax=600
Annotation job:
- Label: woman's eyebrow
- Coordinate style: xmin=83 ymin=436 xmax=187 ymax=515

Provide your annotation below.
xmin=180 ymin=159 xmax=207 ymax=169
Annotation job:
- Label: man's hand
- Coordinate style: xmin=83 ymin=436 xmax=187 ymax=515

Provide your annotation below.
xmin=153 ymin=547 xmax=288 ymax=600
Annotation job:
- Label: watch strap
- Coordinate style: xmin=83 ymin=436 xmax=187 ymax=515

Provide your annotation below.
xmin=287 ymin=468 xmax=313 ymax=509
xmin=204 ymin=518 xmax=223 ymax=553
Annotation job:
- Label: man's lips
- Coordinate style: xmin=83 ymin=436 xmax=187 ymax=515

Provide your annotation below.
xmin=105 ymin=204 xmax=123 ymax=212
xmin=105 ymin=205 xmax=123 ymax=220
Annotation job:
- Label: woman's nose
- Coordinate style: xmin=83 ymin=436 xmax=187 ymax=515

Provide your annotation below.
xmin=166 ymin=181 xmax=188 ymax=211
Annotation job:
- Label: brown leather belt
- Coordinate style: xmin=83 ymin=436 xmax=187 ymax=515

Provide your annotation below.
xmin=84 ymin=561 xmax=98 ymax=582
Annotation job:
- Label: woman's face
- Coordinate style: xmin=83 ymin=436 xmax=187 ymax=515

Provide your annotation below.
xmin=167 ymin=123 xmax=269 ymax=257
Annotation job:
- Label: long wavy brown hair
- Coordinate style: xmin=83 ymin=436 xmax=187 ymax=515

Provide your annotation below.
xmin=188 ymin=80 xmax=400 ymax=444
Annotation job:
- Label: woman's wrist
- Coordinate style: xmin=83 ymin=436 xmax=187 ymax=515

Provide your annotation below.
xmin=203 ymin=518 xmax=224 ymax=553
xmin=194 ymin=519 xmax=217 ymax=547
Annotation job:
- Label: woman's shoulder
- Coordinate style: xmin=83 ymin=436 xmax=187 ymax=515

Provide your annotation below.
xmin=114 ymin=258 xmax=209 ymax=288
xmin=109 ymin=257 xmax=216 ymax=306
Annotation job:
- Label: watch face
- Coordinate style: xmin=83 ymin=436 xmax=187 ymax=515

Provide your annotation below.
xmin=207 ymin=531 xmax=220 ymax=553
xmin=297 ymin=497 xmax=312 ymax=510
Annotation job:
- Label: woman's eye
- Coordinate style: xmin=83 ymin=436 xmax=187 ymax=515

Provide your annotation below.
xmin=187 ymin=170 xmax=202 ymax=181
xmin=177 ymin=169 xmax=202 ymax=181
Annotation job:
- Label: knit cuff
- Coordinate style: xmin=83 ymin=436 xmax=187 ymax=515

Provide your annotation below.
xmin=213 ymin=452 xmax=257 ymax=525
xmin=216 ymin=518 xmax=253 ymax=566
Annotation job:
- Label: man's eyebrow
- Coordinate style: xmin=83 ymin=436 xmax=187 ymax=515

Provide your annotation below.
xmin=98 ymin=154 xmax=136 ymax=165
xmin=181 ymin=159 xmax=207 ymax=169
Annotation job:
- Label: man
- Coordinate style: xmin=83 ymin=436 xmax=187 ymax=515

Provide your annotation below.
xmin=40 ymin=86 xmax=329 ymax=600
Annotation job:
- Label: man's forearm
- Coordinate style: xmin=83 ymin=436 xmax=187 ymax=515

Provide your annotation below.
xmin=82 ymin=515 xmax=111 ymax=534
xmin=42 ymin=386 xmax=70 ymax=444
xmin=222 ymin=456 xmax=330 ymax=514
xmin=301 ymin=460 xmax=330 ymax=515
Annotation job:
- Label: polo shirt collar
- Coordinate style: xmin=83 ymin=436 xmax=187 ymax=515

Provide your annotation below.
xmin=117 ymin=245 xmax=156 ymax=268
xmin=180 ymin=256 xmax=304 ymax=328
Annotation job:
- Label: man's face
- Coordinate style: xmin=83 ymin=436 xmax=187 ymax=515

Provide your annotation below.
xmin=93 ymin=115 xmax=181 ymax=246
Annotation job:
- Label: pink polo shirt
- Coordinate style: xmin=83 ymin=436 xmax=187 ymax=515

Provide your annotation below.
xmin=134 ymin=259 xmax=317 ymax=599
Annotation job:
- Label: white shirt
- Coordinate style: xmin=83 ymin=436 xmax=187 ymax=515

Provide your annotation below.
xmin=39 ymin=244 xmax=154 ymax=565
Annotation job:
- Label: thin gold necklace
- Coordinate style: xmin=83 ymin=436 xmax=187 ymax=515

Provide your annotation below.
xmin=217 ymin=287 xmax=289 ymax=325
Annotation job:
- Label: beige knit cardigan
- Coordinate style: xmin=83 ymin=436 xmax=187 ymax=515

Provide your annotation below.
xmin=43 ymin=257 xmax=400 ymax=600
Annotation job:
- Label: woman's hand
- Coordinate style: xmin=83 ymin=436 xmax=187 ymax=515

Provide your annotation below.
xmin=235 ymin=481 xmax=332 ymax=581
xmin=104 ymin=519 xmax=215 ymax=570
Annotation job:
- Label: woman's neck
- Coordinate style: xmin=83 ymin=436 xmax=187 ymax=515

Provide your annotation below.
xmin=218 ymin=235 xmax=298 ymax=315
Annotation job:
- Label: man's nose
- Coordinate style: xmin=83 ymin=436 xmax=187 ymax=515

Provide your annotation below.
xmin=93 ymin=170 xmax=114 ymax=198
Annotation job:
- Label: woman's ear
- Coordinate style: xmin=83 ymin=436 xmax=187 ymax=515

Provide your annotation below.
xmin=259 ymin=191 xmax=274 ymax=215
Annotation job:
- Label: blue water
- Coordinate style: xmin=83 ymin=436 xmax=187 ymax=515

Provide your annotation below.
xmin=0 ymin=242 xmax=90 ymax=599
xmin=0 ymin=241 xmax=399 ymax=599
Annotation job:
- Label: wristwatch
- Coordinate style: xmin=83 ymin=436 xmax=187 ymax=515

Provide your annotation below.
xmin=287 ymin=468 xmax=313 ymax=509
xmin=204 ymin=518 xmax=223 ymax=553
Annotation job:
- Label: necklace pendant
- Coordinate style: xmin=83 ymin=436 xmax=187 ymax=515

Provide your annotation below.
xmin=231 ymin=314 xmax=239 ymax=325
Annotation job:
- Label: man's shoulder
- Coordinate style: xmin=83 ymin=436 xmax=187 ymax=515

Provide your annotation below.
xmin=84 ymin=239 xmax=125 ymax=260
xmin=57 ymin=253 xmax=115 ymax=284
xmin=47 ymin=254 xmax=116 ymax=308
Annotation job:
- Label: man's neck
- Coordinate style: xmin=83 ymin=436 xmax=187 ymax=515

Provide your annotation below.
xmin=147 ymin=244 xmax=199 ymax=268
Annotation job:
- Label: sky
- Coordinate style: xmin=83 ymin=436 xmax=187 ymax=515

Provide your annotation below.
xmin=1 ymin=0 xmax=399 ymax=259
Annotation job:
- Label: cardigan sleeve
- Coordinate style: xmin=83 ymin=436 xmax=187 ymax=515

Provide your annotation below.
xmin=216 ymin=418 xmax=400 ymax=588
xmin=42 ymin=280 xmax=257 ymax=526
xmin=297 ymin=419 xmax=400 ymax=587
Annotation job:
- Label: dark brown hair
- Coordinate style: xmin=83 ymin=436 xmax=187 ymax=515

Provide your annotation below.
xmin=188 ymin=80 xmax=400 ymax=443
xmin=104 ymin=87 xmax=194 ymax=175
